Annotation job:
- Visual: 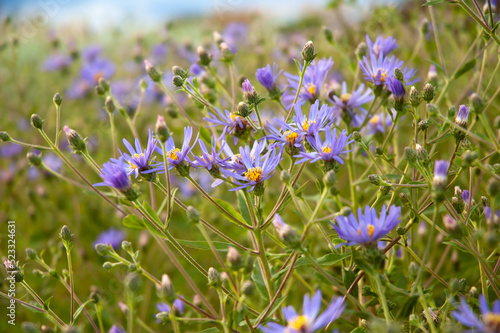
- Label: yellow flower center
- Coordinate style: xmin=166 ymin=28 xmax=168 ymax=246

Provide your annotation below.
xmin=340 ymin=93 xmax=351 ymax=104
xmin=357 ymin=224 xmax=375 ymax=238
xmin=322 ymin=145 xmax=332 ymax=154
xmin=302 ymin=119 xmax=315 ymax=132
xmin=288 ymin=315 xmax=310 ymax=331
xmin=485 ymin=313 xmax=500 ymax=333
xmin=128 ymin=153 xmax=144 ymax=169
xmin=369 ymin=115 xmax=380 ymax=125
xmin=244 ymin=167 xmax=263 ymax=183
xmin=373 ymin=69 xmax=387 ymax=83
xmin=284 ymin=131 xmax=298 ymax=144
xmin=93 ymin=72 xmax=104 ymax=82
xmin=305 ymin=83 xmax=316 ymax=96
xmin=167 ymin=148 xmax=181 ymax=161
xmin=230 ymin=113 xmax=239 ymax=121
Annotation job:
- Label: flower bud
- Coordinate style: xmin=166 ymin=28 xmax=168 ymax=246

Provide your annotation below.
xmin=404 ymin=147 xmax=418 ymax=164
xmin=53 ymin=93 xmax=63 ymax=106
xmin=158 ymin=274 xmax=176 ymax=303
xmin=105 ymin=96 xmax=115 ymax=113
xmin=95 ymin=85 xmax=105 ymax=95
xmin=213 ymin=31 xmax=224 ymax=45
xmin=227 ymin=246 xmax=243 ymax=271
xmin=396 ymin=226 xmax=405 ymax=235
xmin=95 ymin=243 xmax=111 ymax=256
xmin=355 ymin=42 xmax=368 ymax=60
xmin=197 ymin=46 xmax=212 ymax=66
xmin=172 ymin=75 xmax=185 ymax=87
xmin=280 ymin=170 xmax=291 ymax=183
xmin=26 ymin=248 xmax=38 ymax=260
xmin=125 ymin=272 xmax=143 ymax=293
xmin=487 ymin=178 xmax=500 ymax=197
xmin=207 ymin=267 xmax=222 ymax=288
xmin=418 ymin=119 xmax=429 ymax=132
xmin=64 ymin=126 xmax=87 ymax=153
xmin=415 ymin=144 xmax=429 ymax=162
xmin=219 ymin=42 xmax=234 ymax=62
xmin=242 ymin=79 xmax=259 ymax=105
xmin=426 ymin=103 xmax=439 ymax=117
xmin=374 ymin=146 xmax=383 ymax=156
xmin=121 ymin=241 xmax=132 ymax=252
xmin=368 ymin=174 xmax=382 ymax=186
xmin=236 ymin=102 xmax=251 ymax=117
xmin=98 ymin=78 xmax=110 ymax=92
xmin=399 ymin=192 xmax=411 ymax=207
xmin=102 ymin=262 xmax=113 ymax=270
xmin=60 ymin=225 xmax=73 ymax=244
xmin=323 ymin=170 xmax=336 ymax=187
xmin=172 ymin=65 xmax=187 ymax=78
xmin=394 ymin=68 xmax=404 ymax=82
xmin=140 ymin=79 xmax=148 ymax=90
xmin=155 ymin=115 xmax=170 ymax=142
xmin=452 ymin=196 xmax=464 ymax=214
xmin=301 ymin=41 xmax=316 ymax=62
xmin=469 ymin=93 xmax=485 ymax=114
xmin=0 ymin=131 xmax=12 ymax=141
xmin=462 ymin=150 xmax=478 ymax=168
xmin=241 ymin=280 xmax=255 ymax=297
xmin=339 ymin=206 xmax=352 ymax=217
xmin=31 ymin=114 xmax=44 ymax=130
xmin=409 ymin=86 xmax=421 ymax=107
xmin=144 ymin=60 xmax=161 ymax=82
xmin=352 ymin=131 xmax=361 ymax=142
xmin=187 ymin=206 xmax=200 ymax=224
xmin=443 ymin=215 xmax=462 ymax=237
xmin=273 ymin=214 xmax=300 ymax=248
xmin=422 ymin=83 xmax=435 ymax=102
xmin=27 ymin=152 xmax=42 ymax=167
xmin=469 ymin=286 xmax=479 ymax=298
xmin=323 ymin=26 xmax=333 ymax=44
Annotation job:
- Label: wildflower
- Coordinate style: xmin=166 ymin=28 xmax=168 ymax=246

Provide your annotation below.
xmin=260 ymin=290 xmax=345 ymax=333
xmin=432 ymin=160 xmax=449 ymax=202
xmin=295 ymin=127 xmax=353 ymax=172
xmin=452 ymin=294 xmax=500 ymax=332
xmin=265 ymin=121 xmax=304 ymax=154
xmin=365 ymin=111 xmax=394 ymax=136
xmin=359 ymin=53 xmax=418 ymax=89
xmin=455 ymin=104 xmax=471 ymax=128
xmin=156 ymin=298 xmax=185 ymax=321
xmin=242 ymin=78 xmax=260 ymax=105
xmin=81 ymin=45 xmax=102 ymax=63
xmin=273 ymin=214 xmax=300 ymax=248
xmin=333 ymin=205 xmax=401 ymax=246
xmin=221 ymin=139 xmax=268 ymax=174
xmin=41 ymin=53 xmax=72 ymax=72
xmin=427 ymin=64 xmax=438 ymax=86
xmin=204 ymin=108 xmax=252 ymax=144
xmin=80 ymin=58 xmax=115 ymax=85
xmin=221 ymin=145 xmax=282 ymax=195
xmin=114 ymin=129 xmax=163 ymax=179
xmin=387 ymin=77 xmax=406 ymax=112
xmin=109 ymin=325 xmax=126 ymax=333
xmin=95 ymin=157 xmax=139 ymax=201
xmin=283 ymin=57 xmax=334 ymax=108
xmin=290 ymin=100 xmax=335 ymax=141
xmin=256 ymin=63 xmax=283 ymax=97
xmin=161 ymin=127 xmax=195 ymax=177
xmin=93 ymin=228 xmax=125 ymax=250
xmin=366 ymin=35 xmax=398 ymax=57
xmin=330 ymin=82 xmax=374 ymax=127
xmin=191 ymin=136 xmax=227 ymax=180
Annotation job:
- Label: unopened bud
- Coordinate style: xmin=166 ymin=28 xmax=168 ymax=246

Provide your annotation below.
xmin=172 ymin=75 xmax=185 ymax=87
xmin=418 ymin=119 xmax=429 ymax=131
xmin=422 ymin=83 xmax=435 ymax=102
xmin=64 ymin=126 xmax=87 ymax=153
xmin=427 ymin=103 xmax=439 ymax=117
xmin=409 ymin=86 xmax=421 ymax=107
xmin=197 ymin=46 xmax=212 ymax=66
xmin=487 ymin=178 xmax=500 ymax=197
xmin=0 ymin=131 xmax=11 ymax=141
xmin=355 ymin=42 xmax=368 ymax=60
xmin=213 ymin=31 xmax=224 ymax=45
xmin=280 ymin=170 xmax=291 ymax=183
xmin=237 ymin=102 xmax=251 ymax=117
xmin=219 ymin=42 xmax=234 ymax=62
xmin=155 ymin=115 xmax=170 ymax=142
xmin=399 ymin=192 xmax=411 ymax=207
xmin=187 ymin=206 xmax=200 ymax=224
xmin=98 ymin=78 xmax=109 ymax=92
xmin=26 ymin=248 xmax=38 ymax=260
xmin=95 ymin=243 xmax=111 ymax=256
xmin=60 ymin=225 xmax=73 ymax=244
xmin=404 ymin=147 xmax=418 ymax=164
xmin=145 ymin=60 xmax=161 ymax=82
xmin=339 ymin=206 xmax=352 ymax=217
xmin=469 ymin=93 xmax=485 ymax=114
xmin=469 ymin=286 xmax=479 ymax=298
xmin=125 ymin=272 xmax=142 ymax=293
xmin=394 ymin=68 xmax=404 ymax=82
xmin=323 ymin=26 xmax=333 ymax=44
xmin=172 ymin=65 xmax=187 ymax=78
xmin=102 ymin=262 xmax=113 ymax=270
xmin=227 ymin=246 xmax=243 ymax=271
xmin=368 ymin=174 xmax=382 ymax=186
xmin=105 ymin=96 xmax=115 ymax=113
xmin=53 ymin=93 xmax=63 ymax=106
xmin=374 ymin=146 xmax=383 ymax=156
xmin=241 ymin=280 xmax=254 ymax=297
xmin=31 ymin=114 xmax=44 ymax=130
xmin=301 ymin=41 xmax=316 ymax=62
xmin=121 ymin=241 xmax=132 ymax=252
xmin=207 ymin=267 xmax=221 ymax=287
xmin=158 ymin=274 xmax=176 ymax=303
xmin=462 ymin=150 xmax=478 ymax=168
xmin=27 ymin=152 xmax=42 ymax=167
xmin=323 ymin=170 xmax=336 ymax=187
xmin=352 ymin=131 xmax=361 ymax=142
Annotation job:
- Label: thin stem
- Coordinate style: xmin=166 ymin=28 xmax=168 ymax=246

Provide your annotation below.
xmin=284 ymin=60 xmax=311 ymax=122
xmin=54 ymin=103 xmax=61 ymax=147
xmin=372 ymin=273 xmax=391 ymax=324
xmin=108 ymin=111 xmax=118 ymax=158
xmin=66 ymin=247 xmax=75 ymax=325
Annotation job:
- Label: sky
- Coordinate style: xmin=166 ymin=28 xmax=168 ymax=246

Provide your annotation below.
xmin=0 ymin=0 xmax=330 ymax=30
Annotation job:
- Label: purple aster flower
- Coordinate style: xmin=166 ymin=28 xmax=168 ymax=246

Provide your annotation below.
xmin=359 ymin=53 xmax=418 ymax=87
xmin=265 ymin=120 xmax=304 ymax=152
xmin=191 ymin=136 xmax=227 ymax=171
xmin=260 ymin=290 xmax=345 ymax=333
xmin=221 ymin=144 xmax=282 ymax=193
xmin=295 ymin=127 xmax=353 ymax=170
xmin=162 ymin=126 xmax=195 ymax=170
xmin=366 ymin=35 xmax=398 ymax=57
xmin=256 ymin=63 xmax=283 ymax=92
xmin=283 ymin=57 xmax=334 ymax=109
xmin=0 ymin=143 xmax=23 ymax=158
xmin=455 ymin=104 xmax=470 ymax=127
xmin=330 ymin=82 xmax=374 ymax=127
xmin=289 ymin=100 xmax=335 ymax=141
xmin=114 ymin=129 xmax=163 ymax=178
xmin=452 ymin=294 xmax=500 ymax=332
xmin=95 ymin=157 xmax=132 ymax=192
xmin=156 ymin=298 xmax=185 ymax=316
xmin=221 ymin=139 xmax=268 ymax=174
xmin=333 ymin=205 xmax=402 ymax=246
xmin=82 ymin=45 xmax=102 ymax=63
xmin=204 ymin=108 xmax=252 ymax=144
xmin=110 ymin=80 xmax=141 ymax=113
xmin=80 ymin=58 xmax=115 ymax=85
xmin=41 ymin=53 xmax=72 ymax=72
xmin=433 ymin=160 xmax=449 ymax=187
xmin=387 ymin=77 xmax=406 ymax=99
xmin=66 ymin=79 xmax=92 ymax=99
xmin=149 ymin=43 xmax=168 ymax=65
xmin=109 ymin=325 xmax=126 ymax=333
xmin=484 ymin=206 xmax=500 ymax=225
xmin=365 ymin=111 xmax=394 ymax=136
xmin=94 ymin=228 xmax=125 ymax=250
xmin=223 ymin=22 xmax=248 ymax=53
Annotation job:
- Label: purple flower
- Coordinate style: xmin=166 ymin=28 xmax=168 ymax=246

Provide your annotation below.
xmin=204 ymin=108 xmax=252 ymax=144
xmin=221 ymin=144 xmax=282 ymax=193
xmin=149 ymin=43 xmax=168 ymax=64
xmin=156 ymin=298 xmax=185 ymax=316
xmin=365 ymin=111 xmax=394 ymax=136
xmin=95 ymin=157 xmax=132 ymax=192
xmin=265 ymin=121 xmax=304 ymax=151
xmin=452 ymin=294 xmax=500 ymax=332
xmin=223 ymin=22 xmax=248 ymax=53
xmin=333 ymin=205 xmax=401 ymax=246
xmin=109 ymin=325 xmax=126 ymax=333
xmin=0 ymin=143 xmax=23 ymax=158
xmin=295 ymin=127 xmax=353 ymax=166
xmin=94 ymin=228 xmax=125 ymax=250
xmin=80 ymin=58 xmax=115 ymax=85
xmin=433 ymin=160 xmax=449 ymax=186
xmin=82 ymin=45 xmax=102 ymax=63
xmin=455 ymin=104 xmax=470 ymax=127
xmin=366 ymin=35 xmax=398 ymax=57
xmin=359 ymin=53 xmax=418 ymax=87
xmin=66 ymin=79 xmax=93 ymax=99
xmin=386 ymin=77 xmax=406 ymax=100
xmin=41 ymin=53 xmax=72 ymax=72
xmin=290 ymin=100 xmax=335 ymax=141
xmin=283 ymin=58 xmax=334 ymax=109
xmin=221 ymin=139 xmax=268 ymax=174
xmin=191 ymin=136 xmax=228 ymax=172
xmin=256 ymin=63 xmax=283 ymax=92
xmin=162 ymin=127 xmax=195 ymax=170
xmin=260 ymin=290 xmax=345 ymax=333
xmin=330 ymin=82 xmax=374 ymax=127
xmin=114 ymin=129 xmax=163 ymax=178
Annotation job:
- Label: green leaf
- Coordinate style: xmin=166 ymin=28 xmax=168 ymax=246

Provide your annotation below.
xmin=199 ymin=126 xmax=212 ymax=146
xmin=238 ymin=192 xmax=252 ymax=225
xmin=254 ymin=296 xmax=286 ymax=324
xmin=252 ymin=263 xmax=270 ymax=302
xmin=294 ymin=253 xmax=351 ymax=268
xmin=212 ymin=197 xmax=248 ymax=227
xmin=122 ymin=215 xmax=144 ymax=229
xmin=452 ymin=59 xmax=476 ymax=80
xmin=342 ymin=268 xmax=358 ymax=296
xmin=73 ymin=299 xmax=95 ymax=323
xmin=143 ymin=201 xmax=163 ymax=227
xmin=396 ymin=296 xmax=418 ymax=319
xmin=195 ymin=328 xmax=220 ymax=333
xmin=293 ymin=58 xmax=302 ymax=74
xmin=142 ymin=217 xmax=165 ymax=237
xmin=350 ymin=327 xmax=368 ymax=333
xmin=422 ymin=0 xmax=455 ymax=6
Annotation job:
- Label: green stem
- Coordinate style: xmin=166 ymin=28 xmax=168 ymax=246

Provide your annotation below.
xmin=284 ymin=60 xmax=311 ymax=122
xmin=372 ymin=273 xmax=391 ymax=324
xmin=108 ymin=111 xmax=118 ymax=158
